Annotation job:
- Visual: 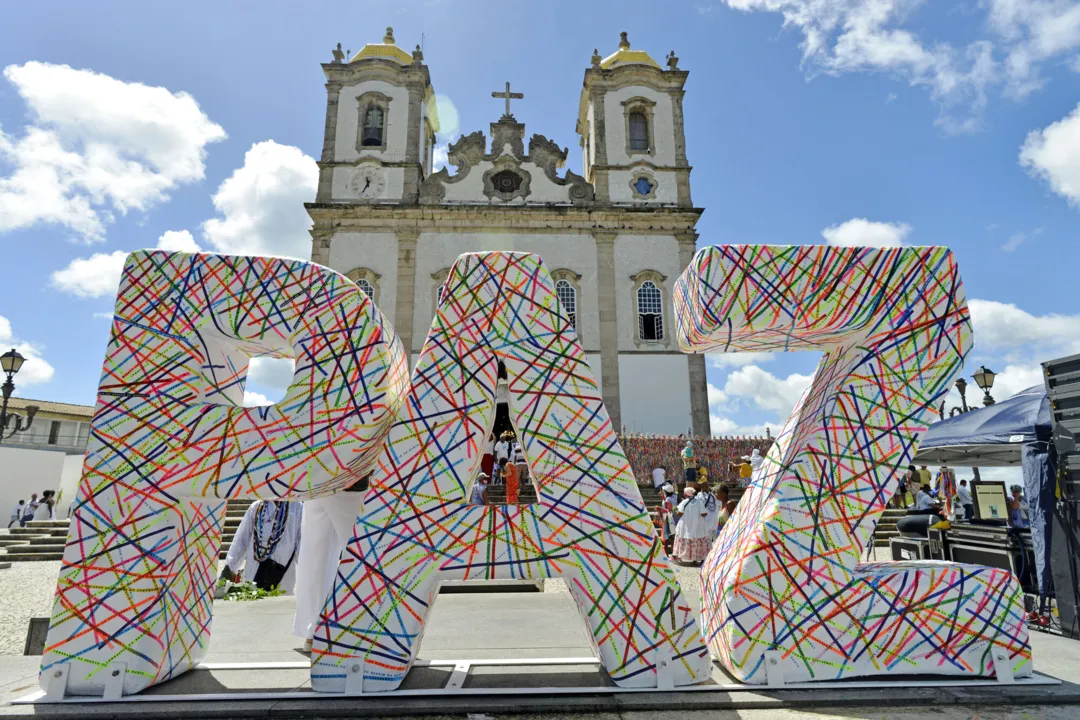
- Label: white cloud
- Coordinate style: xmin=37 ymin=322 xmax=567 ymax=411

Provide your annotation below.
xmin=0 ymin=62 xmax=225 ymax=241
xmin=707 ymin=351 xmax=777 ymax=368
xmin=50 ymin=250 xmax=128 ymax=299
xmin=821 ymin=218 xmax=911 ymax=247
xmin=1001 ymin=227 xmax=1042 ymax=252
xmin=719 ymin=1 xmax=1080 ymax=130
xmin=201 ymin=141 xmax=318 ymax=259
xmin=707 ymin=382 xmax=728 ymax=409
xmin=968 ymin=299 xmax=1080 ymax=353
xmin=986 ymin=0 xmax=1080 ymax=97
xmin=936 ymin=298 xmax=1080 ymax=410
xmin=989 ymin=362 xmax=1045 ymax=400
xmin=155 ymin=229 xmax=200 ymax=253
xmin=51 ymin=229 xmax=202 ymax=298
xmin=0 ymin=315 xmax=54 ymax=387
xmin=1020 ymin=102 xmax=1080 ymax=205
xmin=723 ymin=365 xmax=814 ymax=417
xmin=710 ymin=413 xmax=780 ymax=438
xmin=242 ymin=390 xmax=273 ymax=407
xmin=247 ymin=356 xmax=294 ymax=391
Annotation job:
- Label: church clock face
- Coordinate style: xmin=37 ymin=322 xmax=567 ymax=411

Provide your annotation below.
xmin=349 ymin=165 xmax=385 ymax=199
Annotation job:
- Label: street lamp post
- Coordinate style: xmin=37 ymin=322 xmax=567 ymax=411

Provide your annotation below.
xmin=937 ymin=367 xmax=998 ymax=483
xmin=972 ymin=365 xmax=997 ymax=406
xmin=0 ymin=349 xmax=39 ymax=443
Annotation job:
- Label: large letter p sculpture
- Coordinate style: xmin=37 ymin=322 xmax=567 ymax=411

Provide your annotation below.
xmin=41 ymin=250 xmax=408 ymax=695
xmin=675 ymin=245 xmax=1032 ymax=684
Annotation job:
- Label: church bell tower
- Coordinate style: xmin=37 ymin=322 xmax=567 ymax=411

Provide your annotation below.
xmin=577 ymin=32 xmax=692 ymax=208
xmin=315 ymin=27 xmax=440 ymax=205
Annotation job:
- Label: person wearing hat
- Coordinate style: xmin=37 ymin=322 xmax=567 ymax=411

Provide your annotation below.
xmin=471 ymin=472 xmax=490 ymax=506
xmin=494 ymin=431 xmax=513 ymax=468
xmin=730 ymin=456 xmax=752 ymax=487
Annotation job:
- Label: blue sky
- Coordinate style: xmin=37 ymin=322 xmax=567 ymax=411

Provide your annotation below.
xmin=2 ymin=1 xmax=1079 ymax=456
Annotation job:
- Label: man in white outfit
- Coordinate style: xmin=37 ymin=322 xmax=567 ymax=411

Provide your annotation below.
xmin=292 ymin=484 xmax=366 ymax=653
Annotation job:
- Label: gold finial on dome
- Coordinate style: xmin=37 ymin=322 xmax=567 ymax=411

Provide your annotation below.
xmin=600 ymin=30 xmax=660 ymax=69
xmin=351 ymin=26 xmax=413 ymax=64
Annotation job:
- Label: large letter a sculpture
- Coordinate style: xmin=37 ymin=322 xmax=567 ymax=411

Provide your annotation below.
xmin=311 ymin=251 xmax=710 ymax=692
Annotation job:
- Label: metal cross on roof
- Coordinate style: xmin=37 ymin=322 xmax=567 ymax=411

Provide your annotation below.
xmin=491 ymin=81 xmax=524 ymax=119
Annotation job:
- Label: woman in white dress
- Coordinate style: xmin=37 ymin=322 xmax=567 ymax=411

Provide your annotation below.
xmin=672 ymin=487 xmax=713 ymax=565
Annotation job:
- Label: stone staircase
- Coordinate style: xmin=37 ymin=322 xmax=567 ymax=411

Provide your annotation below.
xmin=0 ymin=492 xmax=905 ymax=562
xmin=0 ymin=499 xmax=256 ymax=563
xmin=873 ymin=508 xmax=906 ymax=542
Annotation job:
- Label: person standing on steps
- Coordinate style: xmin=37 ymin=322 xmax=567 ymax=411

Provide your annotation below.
xmin=33 ymin=490 xmax=55 ymax=520
xmin=680 ymin=440 xmax=697 ymax=491
xmin=21 ymin=493 xmax=38 ymax=527
xmin=503 ymin=459 xmax=520 ymax=504
xmin=8 ymin=500 xmax=24 ymax=528
xmin=471 ymin=472 xmax=490 ymax=506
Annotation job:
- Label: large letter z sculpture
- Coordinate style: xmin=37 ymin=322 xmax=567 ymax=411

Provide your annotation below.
xmin=42 ymin=250 xmax=408 ymax=695
xmin=675 ymin=245 xmax=1032 ymax=684
xmin=311 ymin=251 xmax=710 ymax=692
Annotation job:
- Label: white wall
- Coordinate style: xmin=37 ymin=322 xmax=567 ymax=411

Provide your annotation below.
xmin=335 ymin=81 xmax=411 ymax=163
xmin=413 ymin=233 xmax=600 ymax=354
xmin=613 ymin=234 xmax=683 ymax=351
xmin=0 ymin=446 xmax=75 ymax=520
xmin=618 ymin=354 xmax=693 ymax=434
xmin=603 ymin=86 xmax=676 ymax=167
xmin=327 ymin=232 xmax=399 ymax=323
xmin=58 ymin=454 xmax=84 ymax=518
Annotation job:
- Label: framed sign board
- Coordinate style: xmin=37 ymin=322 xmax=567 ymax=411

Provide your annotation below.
xmin=973 ymin=481 xmax=1008 ymax=522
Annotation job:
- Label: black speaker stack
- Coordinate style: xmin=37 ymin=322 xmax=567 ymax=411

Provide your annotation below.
xmin=1043 ymin=352 xmax=1080 ymax=640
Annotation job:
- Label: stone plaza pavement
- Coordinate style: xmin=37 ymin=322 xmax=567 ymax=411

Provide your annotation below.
xmin=0 ymin=575 xmax=1078 ymax=719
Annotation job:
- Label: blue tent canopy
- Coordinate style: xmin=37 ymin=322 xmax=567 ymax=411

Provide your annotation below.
xmin=913 ymin=385 xmax=1053 ymax=467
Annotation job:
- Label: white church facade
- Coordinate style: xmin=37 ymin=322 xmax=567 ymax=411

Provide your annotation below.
xmin=307 ymin=28 xmax=710 ymax=435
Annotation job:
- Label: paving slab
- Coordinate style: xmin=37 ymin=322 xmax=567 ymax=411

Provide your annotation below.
xmin=4 ymin=592 xmax=1080 ymax=719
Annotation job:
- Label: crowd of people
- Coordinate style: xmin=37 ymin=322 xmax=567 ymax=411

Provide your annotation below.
xmin=651 ymin=439 xmax=765 ymax=565
xmin=892 ymin=463 xmax=1029 ymax=528
xmin=7 ymin=490 xmax=57 ymax=527
xmin=619 ymin=434 xmax=773 ymax=489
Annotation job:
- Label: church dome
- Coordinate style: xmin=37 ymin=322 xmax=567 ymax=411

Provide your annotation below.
xmin=351 ymin=26 xmax=412 ymax=64
xmin=600 ymin=32 xmax=660 ymax=69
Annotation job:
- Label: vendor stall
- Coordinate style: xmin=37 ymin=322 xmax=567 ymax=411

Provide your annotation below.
xmin=914 ymin=385 xmax=1057 ymax=623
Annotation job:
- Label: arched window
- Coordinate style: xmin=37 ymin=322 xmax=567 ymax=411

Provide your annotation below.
xmin=555 ymin=279 xmax=577 ymax=330
xmin=637 ymin=281 xmax=663 ymax=341
xmin=628 ymin=112 xmax=649 ymax=152
xmin=345 ymin=267 xmax=381 ymax=305
xmin=361 ymin=105 xmax=384 ymax=147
